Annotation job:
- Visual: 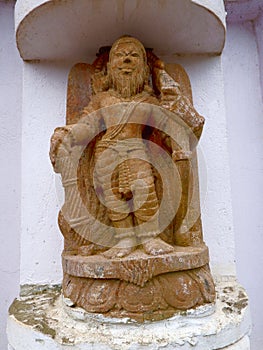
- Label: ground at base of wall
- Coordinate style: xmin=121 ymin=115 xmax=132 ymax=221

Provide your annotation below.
xmin=7 ymin=336 xmax=249 ymax=350
xmin=7 ymin=279 xmax=251 ymax=350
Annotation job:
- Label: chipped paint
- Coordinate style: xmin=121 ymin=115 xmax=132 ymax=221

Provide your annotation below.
xmin=7 ymin=280 xmax=251 ymax=349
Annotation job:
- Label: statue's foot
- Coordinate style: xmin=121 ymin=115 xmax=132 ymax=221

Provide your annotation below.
xmin=78 ymin=243 xmax=107 ymax=256
xmin=78 ymin=245 xmax=95 ymax=256
xmin=142 ymin=237 xmax=175 ymax=256
xmin=102 ymin=237 xmax=136 ymax=259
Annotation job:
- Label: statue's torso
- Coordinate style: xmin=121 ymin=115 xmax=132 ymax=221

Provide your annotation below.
xmin=95 ymin=90 xmax=159 ymax=141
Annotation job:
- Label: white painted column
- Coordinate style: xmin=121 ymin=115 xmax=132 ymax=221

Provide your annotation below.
xmin=0 ymin=1 xmax=22 ymax=349
xmin=222 ymin=20 xmax=263 ymax=350
xmin=20 ymin=62 xmax=71 ymax=284
xmin=255 ymin=9 xmax=263 ymax=102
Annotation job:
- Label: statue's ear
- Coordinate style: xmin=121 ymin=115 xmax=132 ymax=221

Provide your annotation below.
xmin=145 ymin=64 xmax=150 ymax=85
xmin=66 ymin=63 xmax=95 ymax=125
xmin=92 ymin=46 xmax=111 ymax=73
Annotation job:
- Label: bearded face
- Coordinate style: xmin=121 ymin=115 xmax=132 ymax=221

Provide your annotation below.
xmin=108 ymin=41 xmax=148 ymax=98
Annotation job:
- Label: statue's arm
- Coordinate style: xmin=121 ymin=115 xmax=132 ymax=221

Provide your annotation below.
xmin=69 ymin=103 xmax=100 ymax=146
xmin=165 ymin=88 xmax=205 ymax=141
xmin=50 ymin=97 xmax=101 ymax=171
xmin=152 ymin=63 xmax=205 ymax=142
xmin=69 ymin=92 xmax=104 ymax=144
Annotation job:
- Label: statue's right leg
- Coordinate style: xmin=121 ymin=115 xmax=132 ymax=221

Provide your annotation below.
xmin=102 ymin=181 xmax=137 ymax=259
xmin=102 ymin=214 xmax=137 ymax=259
xmin=94 ymin=148 xmax=139 ymax=258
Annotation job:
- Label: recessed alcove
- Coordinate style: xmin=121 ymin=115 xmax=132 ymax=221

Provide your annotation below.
xmin=13 ymin=0 xmax=234 ymax=292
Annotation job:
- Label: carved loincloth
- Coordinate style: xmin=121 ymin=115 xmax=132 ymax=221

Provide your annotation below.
xmin=94 ymin=138 xmax=159 ymax=235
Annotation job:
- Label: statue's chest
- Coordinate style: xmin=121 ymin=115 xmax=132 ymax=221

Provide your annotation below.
xmin=100 ymin=100 xmax=150 ymax=126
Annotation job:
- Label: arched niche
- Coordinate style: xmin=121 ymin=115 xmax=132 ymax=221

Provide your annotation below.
xmin=15 ymin=0 xmax=226 ymax=61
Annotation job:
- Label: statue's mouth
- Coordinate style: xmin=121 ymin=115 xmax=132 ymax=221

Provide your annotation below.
xmin=119 ymin=67 xmax=134 ymax=74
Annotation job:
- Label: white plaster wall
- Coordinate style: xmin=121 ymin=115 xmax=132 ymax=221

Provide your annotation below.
xmin=255 ymin=10 xmax=263 ymax=103
xmin=222 ymin=21 xmax=263 ymax=350
xmin=193 ymin=0 xmax=226 ymax=25
xmin=0 ymin=1 xmax=22 ymax=349
xmin=20 ymin=61 xmax=71 ymax=284
xmin=15 ymin=0 xmax=226 ymax=28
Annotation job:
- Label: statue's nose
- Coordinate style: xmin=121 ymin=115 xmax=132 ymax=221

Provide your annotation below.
xmin=124 ymin=57 xmax=131 ymax=63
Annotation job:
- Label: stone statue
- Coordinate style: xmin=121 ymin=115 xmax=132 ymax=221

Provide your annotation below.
xmin=50 ymin=36 xmax=215 ymax=321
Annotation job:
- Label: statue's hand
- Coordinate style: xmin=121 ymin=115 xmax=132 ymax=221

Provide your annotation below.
xmin=168 ymin=95 xmax=205 ymax=138
xmin=69 ymin=123 xmax=91 ymax=146
xmin=50 ymin=126 xmax=74 ymax=170
xmin=50 ymin=123 xmax=91 ymax=172
xmin=172 ymin=150 xmax=192 ymax=162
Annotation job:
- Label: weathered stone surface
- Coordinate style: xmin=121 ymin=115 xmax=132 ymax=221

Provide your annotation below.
xmin=62 ymin=265 xmax=215 ymax=322
xmin=62 ymin=245 xmax=209 ymax=281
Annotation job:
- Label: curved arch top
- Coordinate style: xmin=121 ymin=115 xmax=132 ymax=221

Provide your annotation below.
xmin=15 ymin=0 xmax=226 ymax=61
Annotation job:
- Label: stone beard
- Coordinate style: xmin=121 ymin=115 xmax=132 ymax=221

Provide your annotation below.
xmin=107 ymin=59 xmax=148 ymax=98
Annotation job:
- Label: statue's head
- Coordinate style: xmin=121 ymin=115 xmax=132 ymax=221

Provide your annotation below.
xmin=108 ymin=36 xmax=149 ymax=98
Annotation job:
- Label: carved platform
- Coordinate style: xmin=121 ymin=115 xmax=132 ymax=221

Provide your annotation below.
xmin=62 ymin=245 xmax=209 ymax=283
xmin=62 ymin=245 xmax=215 ymax=322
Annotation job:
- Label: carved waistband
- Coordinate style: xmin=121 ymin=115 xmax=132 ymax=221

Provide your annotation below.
xmin=96 ymin=139 xmax=146 ymax=152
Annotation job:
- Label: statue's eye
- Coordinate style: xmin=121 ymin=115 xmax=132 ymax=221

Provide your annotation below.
xmin=115 ymin=52 xmax=123 ymax=57
xmin=131 ymin=53 xmax=140 ymax=57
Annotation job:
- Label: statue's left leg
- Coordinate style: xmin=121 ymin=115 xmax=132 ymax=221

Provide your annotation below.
xmin=136 ymin=213 xmax=175 ymax=255
xmin=130 ymin=159 xmax=175 ymax=255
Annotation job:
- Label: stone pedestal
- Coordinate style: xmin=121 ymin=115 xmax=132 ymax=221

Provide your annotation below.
xmin=61 ymin=246 xmax=215 ymax=321
xmin=7 ymin=279 xmax=251 ymax=350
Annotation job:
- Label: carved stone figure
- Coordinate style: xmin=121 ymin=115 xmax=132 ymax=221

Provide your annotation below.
xmin=50 ymin=36 xmax=215 ymax=321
